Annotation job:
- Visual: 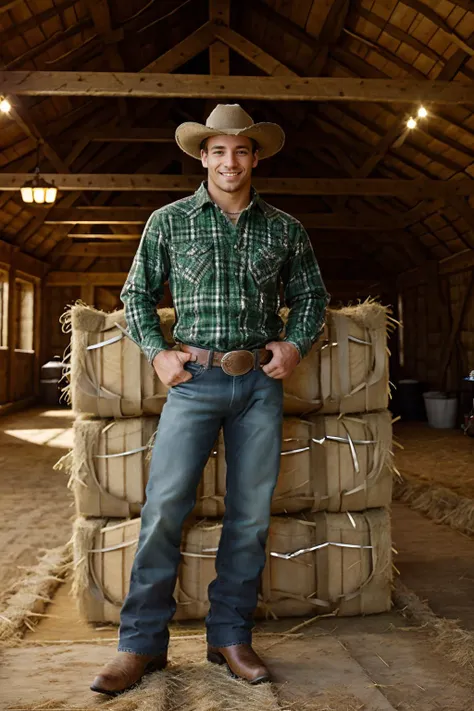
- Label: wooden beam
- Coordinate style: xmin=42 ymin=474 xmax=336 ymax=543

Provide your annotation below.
xmin=70 ymin=128 xmax=177 ymax=142
xmin=46 ymin=271 xmax=127 ymax=286
xmin=353 ymin=6 xmax=443 ymax=65
xmin=446 ymin=195 xmax=474 ymax=249
xmin=249 ymin=0 xmax=318 ymax=51
xmin=401 ymin=0 xmax=474 ymax=59
xmin=143 ymin=22 xmax=215 ymax=73
xmin=85 ymin=0 xmax=127 ymax=115
xmin=209 ymin=0 xmax=230 ymax=75
xmin=5 ymin=175 xmax=474 ymax=197
xmin=41 ymin=207 xmax=438 ymax=231
xmin=0 ymin=0 xmax=22 ymax=12
xmin=439 ymin=249 xmax=474 ymax=275
xmin=1 ymin=72 xmax=473 ymax=103
xmin=65 ymin=243 xmax=136 ymax=257
xmin=307 ymin=0 xmax=350 ymax=76
xmin=213 ymin=24 xmax=296 ymax=76
xmin=71 ymin=233 xmax=141 ymax=239
xmin=0 ymin=240 xmax=48 ymax=279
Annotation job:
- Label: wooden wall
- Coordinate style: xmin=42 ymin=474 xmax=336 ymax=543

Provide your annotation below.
xmin=397 ymin=260 xmax=474 ymax=392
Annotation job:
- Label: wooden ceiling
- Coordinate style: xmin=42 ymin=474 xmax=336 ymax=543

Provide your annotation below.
xmin=0 ymin=0 xmax=473 ymax=283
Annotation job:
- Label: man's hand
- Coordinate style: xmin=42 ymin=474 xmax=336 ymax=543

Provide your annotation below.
xmin=262 ymin=341 xmax=300 ymax=379
xmin=152 ymin=350 xmax=198 ymax=387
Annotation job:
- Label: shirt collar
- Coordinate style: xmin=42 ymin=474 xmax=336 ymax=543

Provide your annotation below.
xmin=194 ymin=181 xmax=265 ymax=214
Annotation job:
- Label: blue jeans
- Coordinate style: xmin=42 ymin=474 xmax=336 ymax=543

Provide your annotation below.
xmin=118 ymin=358 xmax=283 ymax=655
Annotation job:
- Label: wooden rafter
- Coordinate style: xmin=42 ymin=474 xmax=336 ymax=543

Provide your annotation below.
xmin=307 ymin=0 xmax=350 ymax=76
xmin=69 ymin=128 xmax=177 ymax=142
xmin=84 ymin=0 xmax=127 ymax=115
xmin=352 ymin=6 xmax=444 ymax=65
xmin=143 ymin=22 xmax=215 ymax=73
xmin=209 ymin=0 xmax=230 ymax=75
xmin=0 ymin=0 xmax=22 ymax=14
xmin=213 ymin=25 xmax=295 ymax=76
xmin=4 ymin=174 xmax=474 ymax=197
xmin=401 ymin=0 xmax=474 ymax=58
xmin=1 ymin=72 xmax=472 ymax=103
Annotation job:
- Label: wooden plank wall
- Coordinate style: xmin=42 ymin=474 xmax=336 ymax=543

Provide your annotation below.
xmin=41 ymin=286 xmax=81 ymax=365
xmin=398 ymin=265 xmax=473 ymax=392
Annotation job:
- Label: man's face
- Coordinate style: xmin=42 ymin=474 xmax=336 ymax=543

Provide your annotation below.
xmin=201 ymin=135 xmax=258 ymax=194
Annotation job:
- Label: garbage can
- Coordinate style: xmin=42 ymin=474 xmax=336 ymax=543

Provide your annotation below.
xmin=423 ymin=391 xmax=458 ymax=429
xmin=40 ymin=357 xmax=67 ymax=407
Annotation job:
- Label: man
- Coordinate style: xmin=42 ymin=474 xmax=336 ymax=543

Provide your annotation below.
xmin=91 ymin=104 xmax=329 ymax=696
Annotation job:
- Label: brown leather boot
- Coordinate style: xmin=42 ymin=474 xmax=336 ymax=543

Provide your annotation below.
xmin=90 ymin=651 xmax=167 ymax=696
xmin=207 ymin=643 xmax=270 ymax=684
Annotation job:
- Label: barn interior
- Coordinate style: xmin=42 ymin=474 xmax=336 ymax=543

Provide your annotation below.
xmin=0 ymin=1 xmax=474 ymax=709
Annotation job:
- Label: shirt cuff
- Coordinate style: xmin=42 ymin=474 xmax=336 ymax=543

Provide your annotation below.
xmin=144 ymin=344 xmax=169 ymax=366
xmin=282 ymin=338 xmax=304 ymax=362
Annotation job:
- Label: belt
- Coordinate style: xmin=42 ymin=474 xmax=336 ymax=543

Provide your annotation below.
xmin=179 ymin=344 xmax=272 ymax=376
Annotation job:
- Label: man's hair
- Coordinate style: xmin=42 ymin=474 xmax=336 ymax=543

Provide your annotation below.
xmin=200 ymin=137 xmax=259 ymax=153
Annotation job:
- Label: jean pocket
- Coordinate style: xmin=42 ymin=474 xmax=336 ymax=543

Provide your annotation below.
xmin=183 ymin=361 xmax=208 ymax=380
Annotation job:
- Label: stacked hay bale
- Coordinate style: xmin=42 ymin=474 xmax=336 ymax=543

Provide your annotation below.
xmin=63 ymin=300 xmax=395 ymax=624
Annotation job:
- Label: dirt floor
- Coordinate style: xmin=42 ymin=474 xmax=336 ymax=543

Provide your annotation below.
xmin=1 ymin=408 xmax=474 ymax=710
xmin=393 ymin=421 xmax=474 ymax=498
xmin=0 ymin=406 xmax=75 ymax=607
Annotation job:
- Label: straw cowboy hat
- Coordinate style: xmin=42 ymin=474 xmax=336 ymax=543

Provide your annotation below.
xmin=175 ymin=104 xmax=285 ymax=160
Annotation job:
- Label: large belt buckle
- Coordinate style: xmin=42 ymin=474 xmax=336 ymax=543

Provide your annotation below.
xmin=221 ymin=350 xmax=254 ymax=376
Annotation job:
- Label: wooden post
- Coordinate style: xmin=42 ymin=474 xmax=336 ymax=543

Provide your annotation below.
xmin=6 ymin=266 xmax=17 ymax=402
xmin=80 ymin=284 xmax=95 ymax=306
xmin=33 ymin=278 xmax=42 ymax=397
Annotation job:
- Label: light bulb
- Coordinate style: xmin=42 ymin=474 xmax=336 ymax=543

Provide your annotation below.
xmin=417 ymin=106 xmax=427 ymax=118
xmin=407 ymin=117 xmax=417 ymax=129
xmin=33 ymin=187 xmax=46 ymax=204
xmin=0 ymin=98 xmax=11 ymax=113
xmin=21 ymin=186 xmax=34 ymax=203
xmin=45 ymin=186 xmax=57 ymax=204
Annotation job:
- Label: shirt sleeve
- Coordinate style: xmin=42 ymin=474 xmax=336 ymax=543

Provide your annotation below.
xmin=281 ymin=222 xmax=330 ymax=360
xmin=120 ymin=211 xmax=171 ymax=365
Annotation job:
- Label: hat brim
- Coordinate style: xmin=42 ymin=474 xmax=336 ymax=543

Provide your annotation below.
xmin=175 ymin=121 xmax=285 ymax=160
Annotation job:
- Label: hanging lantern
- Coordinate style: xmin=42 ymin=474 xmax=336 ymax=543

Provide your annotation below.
xmin=20 ymin=142 xmax=58 ymax=205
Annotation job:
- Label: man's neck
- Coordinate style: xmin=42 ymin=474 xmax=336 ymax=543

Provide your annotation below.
xmin=206 ymin=181 xmax=252 ymax=215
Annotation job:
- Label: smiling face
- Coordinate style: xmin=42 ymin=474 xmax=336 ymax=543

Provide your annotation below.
xmin=201 ymin=134 xmax=259 ymax=196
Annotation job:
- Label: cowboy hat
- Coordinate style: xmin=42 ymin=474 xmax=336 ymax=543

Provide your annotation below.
xmin=175 ymin=104 xmax=285 ymax=160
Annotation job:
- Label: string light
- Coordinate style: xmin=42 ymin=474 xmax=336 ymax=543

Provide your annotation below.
xmin=0 ymin=97 xmax=11 ymax=114
xmin=417 ymin=106 xmax=428 ymax=118
xmin=406 ymin=117 xmax=417 ymax=130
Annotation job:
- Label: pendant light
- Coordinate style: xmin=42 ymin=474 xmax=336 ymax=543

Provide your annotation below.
xmin=21 ymin=141 xmax=58 ymax=205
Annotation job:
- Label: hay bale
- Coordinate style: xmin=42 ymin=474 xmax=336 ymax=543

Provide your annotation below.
xmin=304 ymin=410 xmax=393 ymax=512
xmin=260 ymin=508 xmax=392 ymax=618
xmin=196 ymin=411 xmax=393 ymax=516
xmin=64 ymin=416 xmax=159 ymax=517
xmin=71 ymin=517 xmax=221 ymax=624
xmin=62 ymin=303 xmax=175 ymax=417
xmin=63 ymin=300 xmax=395 ymax=419
xmin=72 ymin=510 xmax=391 ymax=623
xmin=393 ymin=476 xmax=474 ymax=538
xmin=0 ymin=544 xmax=71 ymax=647
xmin=282 ymin=300 xmax=396 ymax=416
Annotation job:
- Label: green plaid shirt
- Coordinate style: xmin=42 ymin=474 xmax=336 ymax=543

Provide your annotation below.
xmin=120 ymin=182 xmax=330 ymax=364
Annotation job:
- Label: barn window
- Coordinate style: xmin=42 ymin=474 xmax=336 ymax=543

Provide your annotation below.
xmin=15 ymin=278 xmax=34 ymax=352
xmin=398 ymin=293 xmax=404 ymax=369
xmin=0 ymin=269 xmax=8 ymax=348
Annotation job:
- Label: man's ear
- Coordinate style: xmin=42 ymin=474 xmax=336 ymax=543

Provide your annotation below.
xmin=252 ymin=150 xmax=259 ymax=169
xmin=201 ymin=149 xmax=208 ymax=168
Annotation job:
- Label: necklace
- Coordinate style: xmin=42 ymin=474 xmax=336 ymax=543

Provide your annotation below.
xmin=224 ymin=209 xmax=243 ymax=215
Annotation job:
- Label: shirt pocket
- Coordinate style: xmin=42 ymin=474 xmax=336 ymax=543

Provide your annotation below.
xmin=249 ymin=244 xmax=288 ymax=287
xmin=169 ymin=239 xmax=214 ymax=286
